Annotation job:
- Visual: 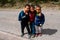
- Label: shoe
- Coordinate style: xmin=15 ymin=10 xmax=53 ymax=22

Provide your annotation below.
xmin=28 ymin=35 xmax=31 ymax=39
xmin=35 ymin=33 xmax=39 ymax=37
xmin=39 ymin=33 xmax=42 ymax=36
xmin=21 ymin=34 xmax=24 ymax=37
xmin=31 ymin=34 xmax=35 ymax=38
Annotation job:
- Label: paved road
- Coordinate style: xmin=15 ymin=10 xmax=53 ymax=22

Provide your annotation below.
xmin=0 ymin=8 xmax=60 ymax=40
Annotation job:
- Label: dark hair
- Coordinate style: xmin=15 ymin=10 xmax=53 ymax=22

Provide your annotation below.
xmin=30 ymin=5 xmax=35 ymax=8
xmin=25 ymin=4 xmax=30 ymax=8
xmin=36 ymin=5 xmax=41 ymax=8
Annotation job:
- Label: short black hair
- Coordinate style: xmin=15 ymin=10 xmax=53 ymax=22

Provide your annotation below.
xmin=30 ymin=5 xmax=35 ymax=8
xmin=36 ymin=5 xmax=41 ymax=8
xmin=25 ymin=4 xmax=30 ymax=8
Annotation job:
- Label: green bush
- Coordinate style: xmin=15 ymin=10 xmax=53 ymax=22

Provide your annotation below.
xmin=51 ymin=0 xmax=59 ymax=2
xmin=8 ymin=0 xmax=16 ymax=6
xmin=0 ymin=0 xmax=60 ymax=7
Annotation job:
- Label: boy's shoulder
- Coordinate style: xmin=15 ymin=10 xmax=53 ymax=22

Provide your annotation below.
xmin=41 ymin=13 xmax=44 ymax=16
xmin=20 ymin=10 xmax=24 ymax=13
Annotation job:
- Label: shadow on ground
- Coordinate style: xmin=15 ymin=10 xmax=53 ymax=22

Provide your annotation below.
xmin=24 ymin=28 xmax=57 ymax=35
xmin=42 ymin=29 xmax=57 ymax=35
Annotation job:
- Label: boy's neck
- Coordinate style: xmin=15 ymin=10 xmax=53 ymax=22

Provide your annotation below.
xmin=37 ymin=13 xmax=42 ymax=16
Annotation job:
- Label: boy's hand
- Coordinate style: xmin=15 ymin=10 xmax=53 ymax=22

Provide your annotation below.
xmin=22 ymin=16 xmax=26 ymax=18
xmin=25 ymin=13 xmax=28 ymax=15
xmin=40 ymin=24 xmax=43 ymax=27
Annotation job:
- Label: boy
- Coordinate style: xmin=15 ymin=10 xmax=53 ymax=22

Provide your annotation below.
xmin=29 ymin=5 xmax=36 ymax=38
xmin=18 ymin=4 xmax=31 ymax=37
xmin=35 ymin=5 xmax=45 ymax=37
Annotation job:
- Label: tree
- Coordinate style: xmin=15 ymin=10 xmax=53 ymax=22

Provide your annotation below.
xmin=8 ymin=0 xmax=16 ymax=6
xmin=0 ymin=0 xmax=8 ymax=6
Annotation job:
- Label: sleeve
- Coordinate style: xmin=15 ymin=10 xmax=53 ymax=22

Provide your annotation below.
xmin=41 ymin=14 xmax=45 ymax=24
xmin=18 ymin=12 xmax=22 ymax=21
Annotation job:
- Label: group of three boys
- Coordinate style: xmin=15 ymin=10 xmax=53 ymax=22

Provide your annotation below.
xmin=18 ymin=4 xmax=45 ymax=38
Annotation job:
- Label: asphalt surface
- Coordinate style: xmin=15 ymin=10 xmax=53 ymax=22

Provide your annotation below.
xmin=0 ymin=8 xmax=60 ymax=40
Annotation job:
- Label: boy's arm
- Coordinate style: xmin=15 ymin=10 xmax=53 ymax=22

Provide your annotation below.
xmin=41 ymin=14 xmax=45 ymax=24
xmin=18 ymin=12 xmax=22 ymax=21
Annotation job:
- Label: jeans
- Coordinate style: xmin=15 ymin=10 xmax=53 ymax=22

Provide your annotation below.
xmin=30 ymin=22 xmax=35 ymax=34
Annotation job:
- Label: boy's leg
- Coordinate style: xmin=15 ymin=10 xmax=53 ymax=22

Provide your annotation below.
xmin=30 ymin=22 xmax=35 ymax=34
xmin=35 ymin=25 xmax=38 ymax=34
xmin=38 ymin=26 xmax=42 ymax=36
xmin=33 ymin=23 xmax=36 ymax=34
xmin=21 ymin=22 xmax=25 ymax=37
xmin=38 ymin=24 xmax=43 ymax=33
xmin=26 ymin=23 xmax=31 ymax=35
xmin=35 ymin=26 xmax=39 ymax=37
xmin=38 ymin=27 xmax=42 ymax=33
xmin=26 ymin=23 xmax=31 ymax=38
xmin=30 ymin=22 xmax=36 ymax=38
xmin=30 ymin=23 xmax=32 ymax=34
xmin=30 ymin=22 xmax=35 ymax=37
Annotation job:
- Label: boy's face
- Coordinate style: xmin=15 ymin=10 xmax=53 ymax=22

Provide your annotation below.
xmin=25 ymin=6 xmax=30 ymax=12
xmin=36 ymin=7 xmax=41 ymax=13
xmin=30 ymin=7 xmax=35 ymax=12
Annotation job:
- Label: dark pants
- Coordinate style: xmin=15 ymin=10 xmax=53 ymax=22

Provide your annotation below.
xmin=30 ymin=22 xmax=36 ymax=34
xmin=21 ymin=21 xmax=30 ymax=35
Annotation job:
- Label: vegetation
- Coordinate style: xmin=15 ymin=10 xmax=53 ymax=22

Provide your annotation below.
xmin=0 ymin=0 xmax=60 ymax=8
